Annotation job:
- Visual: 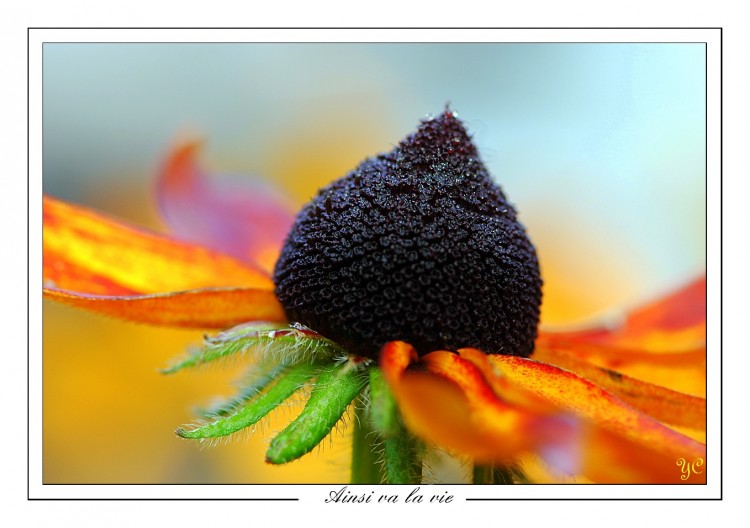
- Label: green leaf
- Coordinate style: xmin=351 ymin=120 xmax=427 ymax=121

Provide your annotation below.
xmin=176 ymin=362 xmax=321 ymax=440
xmin=265 ymin=361 xmax=367 ymax=464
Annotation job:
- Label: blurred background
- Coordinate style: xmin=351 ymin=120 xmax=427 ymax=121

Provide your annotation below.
xmin=42 ymin=42 xmax=706 ymax=483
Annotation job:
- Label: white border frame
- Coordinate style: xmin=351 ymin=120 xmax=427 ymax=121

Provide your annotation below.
xmin=29 ymin=27 xmax=722 ymax=502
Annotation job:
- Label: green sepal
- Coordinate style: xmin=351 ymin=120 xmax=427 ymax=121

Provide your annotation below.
xmin=200 ymin=363 xmax=288 ymax=418
xmin=161 ymin=322 xmax=345 ymax=374
xmin=176 ymin=362 xmax=321 ymax=440
xmin=265 ymin=361 xmax=367 ymax=464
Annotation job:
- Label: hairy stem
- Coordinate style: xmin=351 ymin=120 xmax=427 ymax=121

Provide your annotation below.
xmin=350 ymin=397 xmax=385 ymax=484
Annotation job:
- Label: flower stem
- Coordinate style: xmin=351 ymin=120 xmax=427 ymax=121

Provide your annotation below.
xmin=367 ymin=366 xmax=422 ymax=484
xmin=473 ymin=463 xmax=528 ymax=484
xmin=351 ymin=400 xmax=384 ymax=484
xmin=472 ymin=464 xmax=494 ymax=484
xmin=383 ymin=419 xmax=422 ymax=484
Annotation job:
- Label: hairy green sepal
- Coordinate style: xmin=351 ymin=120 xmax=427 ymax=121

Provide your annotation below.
xmin=176 ymin=362 xmax=321 ymax=440
xmin=162 ymin=322 xmax=345 ymax=374
xmin=266 ymin=362 xmax=367 ymax=464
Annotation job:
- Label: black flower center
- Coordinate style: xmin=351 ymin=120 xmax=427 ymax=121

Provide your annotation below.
xmin=273 ymin=110 xmax=542 ymax=359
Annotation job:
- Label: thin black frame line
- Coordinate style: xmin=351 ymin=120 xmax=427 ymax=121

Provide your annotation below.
xmin=718 ymin=26 xmax=724 ymax=502
xmin=38 ymin=41 xmax=710 ymax=44
xmin=29 ymin=498 xmax=300 ymax=502
xmin=26 ymin=25 xmax=31 ymax=503
xmin=465 ymin=498 xmax=721 ymax=502
xmin=27 ymin=26 xmax=723 ymax=30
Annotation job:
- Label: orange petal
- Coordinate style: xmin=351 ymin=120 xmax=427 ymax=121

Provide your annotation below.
xmin=535 ymin=337 xmax=706 ymax=368
xmin=380 ymin=342 xmax=570 ymax=464
xmin=532 ymin=346 xmax=706 ymax=430
xmin=43 ymin=195 xmax=273 ymax=295
xmin=424 ymin=351 xmax=573 ymax=455
xmin=380 ymin=342 xmax=517 ymax=462
xmin=487 ymin=354 xmax=706 ymax=482
xmin=380 ymin=341 xmax=419 ymax=381
xmin=157 ymin=142 xmax=295 ymax=273
xmin=43 ymin=287 xmax=286 ymax=328
xmin=383 ymin=344 xmax=705 ymax=482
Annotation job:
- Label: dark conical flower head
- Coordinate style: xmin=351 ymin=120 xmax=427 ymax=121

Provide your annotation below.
xmin=273 ymin=109 xmax=543 ymax=359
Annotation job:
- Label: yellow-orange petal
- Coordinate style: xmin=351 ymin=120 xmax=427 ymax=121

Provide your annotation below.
xmin=43 ymin=287 xmax=286 ymax=328
xmin=43 ymin=195 xmax=274 ymax=295
xmin=532 ymin=346 xmax=706 ymax=430
xmin=487 ymin=354 xmax=706 ymax=483
xmin=157 ymin=142 xmax=295 ymax=273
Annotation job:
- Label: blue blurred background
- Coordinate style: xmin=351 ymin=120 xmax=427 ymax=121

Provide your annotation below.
xmin=42 ymin=43 xmax=706 ymax=483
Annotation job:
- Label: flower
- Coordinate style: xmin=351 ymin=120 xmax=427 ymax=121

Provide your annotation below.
xmin=43 ymin=110 xmax=706 ymax=485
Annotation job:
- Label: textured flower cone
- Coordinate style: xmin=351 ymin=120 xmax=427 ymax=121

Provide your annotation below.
xmin=273 ymin=110 xmax=542 ymax=359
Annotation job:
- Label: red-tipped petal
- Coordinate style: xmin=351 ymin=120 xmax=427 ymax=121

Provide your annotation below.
xmin=627 ymin=275 xmax=706 ymax=333
xmin=44 ymin=287 xmax=286 ymax=328
xmin=447 ymin=349 xmax=699 ymax=482
xmin=157 ymin=142 xmax=295 ymax=273
xmin=44 ymin=195 xmax=273 ymax=296
xmin=539 ymin=275 xmax=706 ymax=354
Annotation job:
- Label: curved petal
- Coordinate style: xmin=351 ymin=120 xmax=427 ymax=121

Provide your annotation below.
xmin=157 ymin=142 xmax=295 ymax=273
xmin=44 ymin=195 xmax=273 ymax=296
xmin=485 ymin=353 xmax=706 ymax=483
xmin=532 ymin=346 xmax=706 ymax=430
xmin=43 ymin=287 xmax=286 ymax=328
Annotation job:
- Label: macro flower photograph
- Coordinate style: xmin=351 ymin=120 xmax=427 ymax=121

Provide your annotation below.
xmin=38 ymin=35 xmax=711 ymax=491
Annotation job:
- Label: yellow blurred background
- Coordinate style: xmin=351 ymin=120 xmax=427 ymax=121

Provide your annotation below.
xmin=42 ymin=42 xmax=706 ymax=483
